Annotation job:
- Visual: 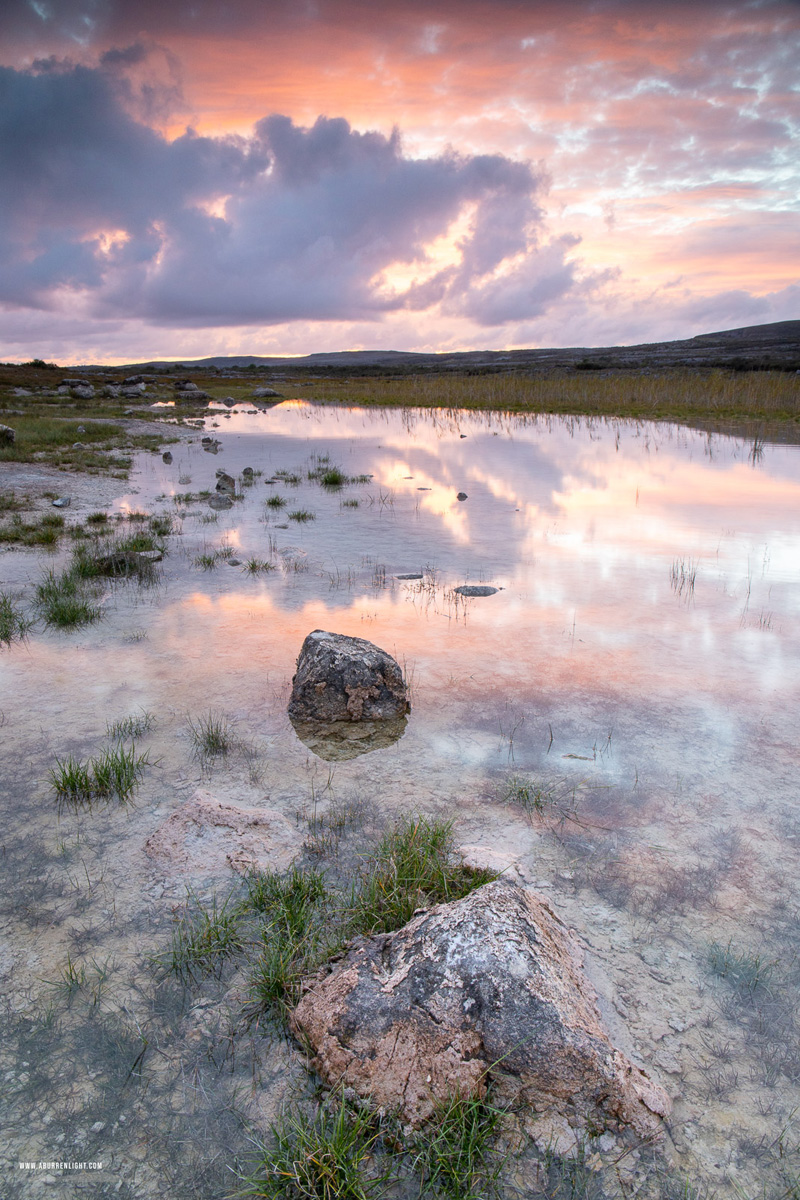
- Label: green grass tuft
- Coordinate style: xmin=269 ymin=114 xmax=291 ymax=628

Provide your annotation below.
xmin=266 ymin=494 xmax=287 ymax=509
xmin=49 ymin=744 xmax=150 ymax=805
xmin=351 ymin=816 xmax=498 ymax=936
xmin=245 ymin=866 xmax=338 ymax=1017
xmin=35 ymin=569 xmax=102 ymax=629
xmin=194 ymin=551 xmax=219 ymax=569
xmin=414 ymin=1090 xmax=506 ymax=1200
xmin=189 ymin=710 xmax=235 ymax=758
xmin=160 ymin=890 xmax=244 ymax=982
xmin=0 ymin=591 xmax=34 ymax=645
xmin=708 ymin=939 xmax=775 ymax=999
xmin=244 ymin=557 xmax=276 ymax=574
xmin=288 ymin=509 xmax=315 ymax=523
xmin=106 ymin=709 xmax=156 ymax=740
xmin=239 ymin=1095 xmax=390 ymax=1200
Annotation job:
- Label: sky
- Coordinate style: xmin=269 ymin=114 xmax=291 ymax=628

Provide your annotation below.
xmin=0 ymin=0 xmax=798 ymax=363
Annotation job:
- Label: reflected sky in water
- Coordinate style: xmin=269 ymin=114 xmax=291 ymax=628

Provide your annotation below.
xmin=88 ymin=400 xmax=798 ymax=797
xmin=4 ymin=402 xmax=799 ymax=806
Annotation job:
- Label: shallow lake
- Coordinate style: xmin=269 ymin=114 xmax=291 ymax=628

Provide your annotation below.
xmin=2 ymin=401 xmax=799 ymax=1197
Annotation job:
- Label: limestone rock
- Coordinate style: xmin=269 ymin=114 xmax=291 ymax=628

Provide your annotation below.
xmin=215 ymin=471 xmax=236 ymax=495
xmin=288 ymin=630 xmax=410 ymax=724
xmin=290 ymin=878 xmax=670 ymax=1136
xmin=145 ymin=789 xmax=298 ymax=877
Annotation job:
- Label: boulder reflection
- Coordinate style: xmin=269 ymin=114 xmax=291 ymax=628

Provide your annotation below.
xmin=289 ymin=714 xmax=408 ymax=761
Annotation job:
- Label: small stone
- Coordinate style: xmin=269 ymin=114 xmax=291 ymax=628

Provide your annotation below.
xmin=162 ymin=451 xmax=173 ymax=464
xmin=227 ymin=558 xmax=242 ymax=566
xmin=215 ymin=471 xmax=236 ymax=496
xmin=454 ymin=585 xmax=498 ymax=597
xmin=242 ymin=466 xmax=254 ymax=476
xmin=52 ymin=497 xmax=71 ymax=508
xmin=456 ymin=492 xmax=468 ymax=501
xmin=91 ymin=1121 xmax=106 ymax=1133
xmin=396 ymin=573 xmax=423 ymax=580
xmin=76 ymin=425 xmax=86 ymax=433
xmin=208 ymin=494 xmax=233 ymax=510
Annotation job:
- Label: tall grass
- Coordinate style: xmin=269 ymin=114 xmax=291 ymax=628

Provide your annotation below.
xmin=307 ymin=369 xmax=800 ymax=427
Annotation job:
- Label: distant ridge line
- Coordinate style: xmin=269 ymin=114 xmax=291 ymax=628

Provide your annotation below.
xmin=103 ymin=319 xmax=800 ymax=372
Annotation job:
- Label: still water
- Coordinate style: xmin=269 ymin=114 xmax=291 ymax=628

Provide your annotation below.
xmin=2 ymin=401 xmax=799 ymax=1197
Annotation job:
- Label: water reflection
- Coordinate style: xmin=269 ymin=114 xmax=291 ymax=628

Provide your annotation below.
xmin=290 ymin=715 xmax=408 ymax=761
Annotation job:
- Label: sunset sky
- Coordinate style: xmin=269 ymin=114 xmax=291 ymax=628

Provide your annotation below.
xmin=1 ymin=0 xmax=798 ymax=363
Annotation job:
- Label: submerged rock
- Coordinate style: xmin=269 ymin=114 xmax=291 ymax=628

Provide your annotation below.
xmin=208 ymin=494 xmax=233 ymax=510
xmin=145 ymin=789 xmax=298 ymax=877
xmin=288 ymin=630 xmax=410 ymax=724
xmin=454 ymin=584 xmax=498 ymax=597
xmin=291 ymin=878 xmax=670 ymax=1136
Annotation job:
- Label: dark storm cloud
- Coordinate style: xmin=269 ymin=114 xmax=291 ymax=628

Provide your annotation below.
xmin=0 ymin=60 xmax=567 ymax=325
xmin=3 ymin=0 xmax=798 ymax=44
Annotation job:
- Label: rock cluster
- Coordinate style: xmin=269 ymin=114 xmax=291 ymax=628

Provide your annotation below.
xmin=291 ymin=878 xmax=670 ymax=1137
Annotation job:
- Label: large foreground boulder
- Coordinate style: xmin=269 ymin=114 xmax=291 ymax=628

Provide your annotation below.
xmin=288 ymin=631 xmax=410 ymax=724
xmin=290 ymin=879 xmax=670 ymax=1136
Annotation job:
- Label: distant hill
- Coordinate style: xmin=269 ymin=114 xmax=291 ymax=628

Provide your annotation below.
xmin=117 ymin=319 xmax=800 ymax=374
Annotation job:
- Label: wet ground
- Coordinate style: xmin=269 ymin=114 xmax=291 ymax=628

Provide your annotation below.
xmin=1 ymin=401 xmax=799 ymax=1197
